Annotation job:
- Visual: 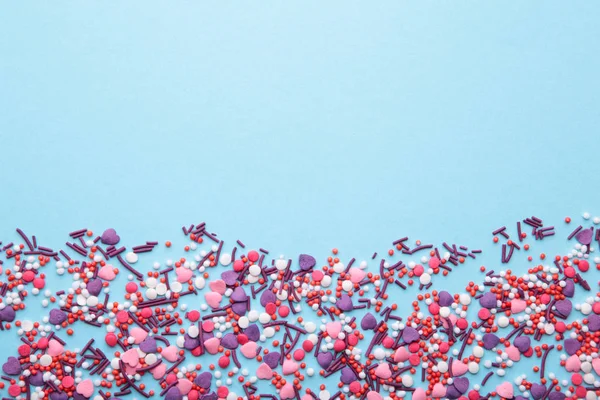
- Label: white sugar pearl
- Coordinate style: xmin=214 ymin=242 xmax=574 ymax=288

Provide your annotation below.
xmin=342 ymin=280 xmax=353 ymax=292
xmin=125 ymin=252 xmax=138 ymax=264
xmin=22 ymin=320 xmax=34 ymax=332
xmin=194 ymin=277 xmax=206 ymax=289
xmin=238 ymin=316 xmax=249 ymax=329
xmin=468 ymin=362 xmax=479 ymax=374
xmin=219 ymin=253 xmax=232 ymax=266
xmin=188 ymin=325 xmax=199 ymax=338
xmin=259 ymin=313 xmax=271 ymax=324
xmin=40 ymin=354 xmax=52 ymax=367
xmin=419 ymin=273 xmax=431 ymax=285
xmin=146 ymin=288 xmax=157 ymax=300
xmin=473 ymin=346 xmax=484 ymax=358
xmin=170 ymin=282 xmax=183 ymax=293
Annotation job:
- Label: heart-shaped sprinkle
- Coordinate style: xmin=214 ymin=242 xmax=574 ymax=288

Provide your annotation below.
xmin=151 ymin=362 xmax=166 ymax=379
xmin=76 ymin=379 xmax=94 ymax=398
xmin=496 ymin=382 xmax=513 ymax=399
xmin=240 ymin=341 xmax=258 ymax=358
xmin=208 ymin=279 xmax=226 ymax=294
xmin=279 ymin=382 xmax=295 ymax=399
xmin=177 ymin=378 xmax=193 ymax=394
xmin=256 ymin=363 xmax=273 ymax=379
xmin=175 ymin=267 xmax=193 ymax=283
xmin=204 ymin=292 xmax=222 ymax=309
xmin=100 ymin=228 xmax=120 ymax=245
xmin=47 ymin=339 xmax=64 ymax=357
xmin=98 ymin=265 xmax=116 ymax=281
xmin=121 ymin=348 xmax=139 ymax=367
xmin=129 ymin=327 xmax=148 ymax=344
xmin=161 ymin=345 xmax=178 ymax=362
xmin=282 ymin=360 xmax=299 ymax=375
xmin=203 ymin=337 xmax=220 ymax=354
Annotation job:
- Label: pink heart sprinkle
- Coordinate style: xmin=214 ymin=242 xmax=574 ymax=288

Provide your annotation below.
xmin=175 ymin=267 xmax=193 ymax=283
xmin=130 ymin=327 xmax=148 ymax=344
xmin=451 ymin=360 xmax=468 ymax=376
xmin=161 ymin=346 xmax=178 ymax=362
xmin=177 ymin=378 xmax=193 ymax=394
xmin=591 ymin=358 xmax=600 ymax=375
xmin=98 ymin=265 xmax=116 ymax=281
xmin=256 ymin=363 xmax=273 ymax=379
xmin=47 ymin=340 xmax=64 ymax=357
xmin=348 ymin=267 xmax=365 ymax=283
xmin=374 ymin=363 xmax=391 ymax=379
xmin=505 ymin=345 xmax=520 ymax=362
xmin=366 ymin=392 xmax=383 ymax=400
xmin=279 ymin=382 xmax=295 ymax=399
xmin=121 ymin=348 xmax=139 ymax=367
xmin=203 ymin=337 xmax=220 ymax=355
xmin=76 ymin=379 xmax=94 ymax=398
xmin=565 ymin=354 xmax=581 ymax=372
xmin=326 ymin=321 xmax=342 ymax=338
xmin=431 ymin=383 xmax=446 ymax=398
xmin=240 ymin=341 xmax=258 ymax=358
xmin=209 ymin=279 xmax=226 ymax=294
xmin=496 ymin=382 xmax=513 ymax=399
xmin=282 ymin=360 xmax=299 ymax=375
xmin=151 ymin=362 xmax=166 ymax=379
xmin=204 ymin=292 xmax=222 ymax=309
xmin=393 ymin=347 xmax=410 ymax=362
xmin=412 ymin=388 xmax=426 ymax=400
xmin=511 ymin=299 xmax=527 ymax=314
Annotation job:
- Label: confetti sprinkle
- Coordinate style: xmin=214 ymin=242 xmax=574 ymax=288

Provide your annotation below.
xmin=1 ymin=215 xmax=600 ymax=400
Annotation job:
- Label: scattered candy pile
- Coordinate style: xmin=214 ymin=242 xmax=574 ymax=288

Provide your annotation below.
xmin=1 ymin=213 xmax=600 ymax=400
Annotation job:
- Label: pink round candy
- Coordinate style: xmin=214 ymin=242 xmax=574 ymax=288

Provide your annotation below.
xmin=247 ymin=250 xmax=259 ymax=262
xmin=125 ymin=282 xmax=138 ymax=293
xmin=33 ymin=278 xmax=45 ymax=289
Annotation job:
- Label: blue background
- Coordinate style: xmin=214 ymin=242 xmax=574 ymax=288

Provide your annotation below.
xmin=1 ymin=2 xmax=600 ymax=397
xmin=1 ymin=2 xmax=599 ymax=256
